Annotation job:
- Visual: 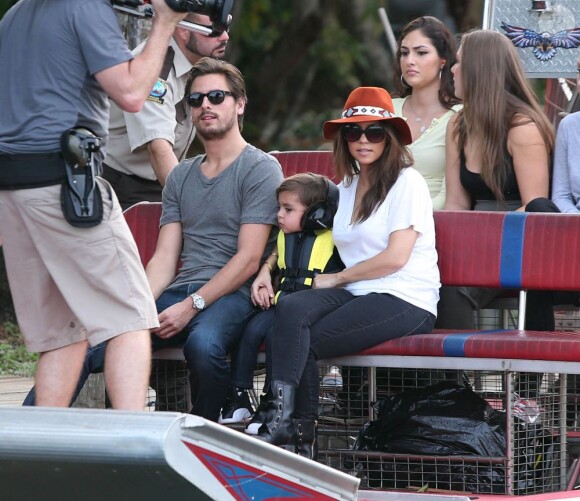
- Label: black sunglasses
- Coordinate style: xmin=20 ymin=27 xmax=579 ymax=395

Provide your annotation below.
xmin=197 ymin=23 xmax=231 ymax=38
xmin=342 ymin=124 xmax=387 ymax=143
xmin=186 ymin=90 xmax=233 ymax=108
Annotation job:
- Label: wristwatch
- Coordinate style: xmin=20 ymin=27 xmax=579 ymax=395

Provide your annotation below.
xmin=190 ymin=293 xmax=206 ymax=312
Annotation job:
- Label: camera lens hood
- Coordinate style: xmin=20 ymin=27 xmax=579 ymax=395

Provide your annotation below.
xmin=164 ymin=0 xmax=233 ymax=32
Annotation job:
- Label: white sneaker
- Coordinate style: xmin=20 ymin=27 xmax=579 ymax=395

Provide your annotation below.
xmin=218 ymin=388 xmax=253 ymax=424
xmin=245 ymin=393 xmax=274 ymax=435
xmin=321 ymin=366 xmax=343 ymax=390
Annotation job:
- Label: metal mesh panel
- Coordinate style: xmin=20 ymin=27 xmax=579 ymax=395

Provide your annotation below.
xmin=321 ymin=450 xmax=507 ymax=493
xmin=478 ymin=306 xmax=518 ymax=330
xmin=551 ymin=307 xmax=580 ymax=436
xmin=147 ymin=359 xmax=191 ymax=412
xmin=141 ymin=304 xmax=580 ymax=494
xmin=555 ymin=307 xmax=580 ymax=332
xmin=317 ymin=366 xmax=565 ymax=495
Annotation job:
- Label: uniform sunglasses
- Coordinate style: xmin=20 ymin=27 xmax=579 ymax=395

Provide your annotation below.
xmin=342 ymin=124 xmax=387 ymax=143
xmin=197 ymin=23 xmax=231 ymax=38
xmin=186 ymin=90 xmax=233 ymax=108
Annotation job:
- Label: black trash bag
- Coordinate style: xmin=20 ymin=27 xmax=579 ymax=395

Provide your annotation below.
xmin=349 ymin=382 xmax=556 ymax=494
xmin=354 ymin=382 xmax=506 ymax=456
xmin=351 ymin=382 xmax=506 ymax=492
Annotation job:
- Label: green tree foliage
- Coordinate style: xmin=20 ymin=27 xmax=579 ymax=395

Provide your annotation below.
xmin=228 ymin=0 xmax=394 ymax=150
xmin=0 ymin=322 xmax=37 ymax=377
xmin=0 ymin=1 xmax=483 ymax=152
xmin=0 ymin=0 xmax=483 ymax=329
xmin=0 ymin=0 xmax=16 ymax=16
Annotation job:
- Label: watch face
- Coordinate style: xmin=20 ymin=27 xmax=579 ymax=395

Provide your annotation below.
xmin=194 ymin=295 xmax=205 ymax=310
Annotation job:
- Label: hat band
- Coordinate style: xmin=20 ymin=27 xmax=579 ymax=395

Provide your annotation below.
xmin=341 ymin=105 xmax=395 ymax=119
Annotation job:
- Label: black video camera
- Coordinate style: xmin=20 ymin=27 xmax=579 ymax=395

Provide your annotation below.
xmin=112 ymin=0 xmax=233 ymax=34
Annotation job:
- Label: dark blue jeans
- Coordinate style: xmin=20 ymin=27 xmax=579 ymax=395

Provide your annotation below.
xmin=23 ymin=342 xmax=106 ymax=407
xmin=269 ymin=288 xmax=436 ymax=420
xmin=25 ymin=283 xmax=254 ymax=420
xmin=153 ymin=284 xmax=255 ymax=421
xmin=230 ymin=308 xmax=275 ymax=390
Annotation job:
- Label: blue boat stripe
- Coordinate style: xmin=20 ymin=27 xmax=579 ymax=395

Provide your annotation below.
xmin=499 ymin=212 xmax=527 ymax=288
xmin=443 ymin=330 xmax=507 ymax=357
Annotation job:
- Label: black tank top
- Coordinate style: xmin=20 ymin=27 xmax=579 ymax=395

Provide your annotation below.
xmin=459 ymin=149 xmax=520 ymax=202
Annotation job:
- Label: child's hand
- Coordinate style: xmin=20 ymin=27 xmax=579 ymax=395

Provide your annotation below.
xmin=254 ymin=284 xmax=274 ymax=309
xmin=251 ymin=270 xmax=275 ymax=309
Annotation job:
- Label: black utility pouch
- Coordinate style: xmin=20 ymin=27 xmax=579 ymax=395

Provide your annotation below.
xmin=59 ymin=127 xmax=103 ymax=228
xmin=60 ymin=177 xmax=103 ymax=228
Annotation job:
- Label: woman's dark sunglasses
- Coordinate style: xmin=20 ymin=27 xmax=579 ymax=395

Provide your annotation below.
xmin=186 ymin=90 xmax=233 ymax=108
xmin=342 ymin=124 xmax=387 ymax=143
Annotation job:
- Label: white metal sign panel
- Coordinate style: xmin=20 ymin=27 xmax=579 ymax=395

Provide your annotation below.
xmin=484 ymin=0 xmax=580 ymax=78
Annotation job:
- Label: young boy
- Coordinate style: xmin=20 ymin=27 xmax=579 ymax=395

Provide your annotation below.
xmin=218 ymin=173 xmax=343 ymax=430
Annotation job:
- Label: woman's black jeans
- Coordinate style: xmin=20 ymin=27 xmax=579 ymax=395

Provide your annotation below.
xmin=269 ymin=287 xmax=436 ymax=420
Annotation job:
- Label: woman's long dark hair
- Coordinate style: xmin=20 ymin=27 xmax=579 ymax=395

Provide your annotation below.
xmin=393 ymin=16 xmax=460 ymax=108
xmin=333 ymin=123 xmax=413 ymax=223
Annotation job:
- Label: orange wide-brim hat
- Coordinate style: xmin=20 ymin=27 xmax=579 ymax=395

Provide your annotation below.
xmin=323 ymin=86 xmax=412 ymax=145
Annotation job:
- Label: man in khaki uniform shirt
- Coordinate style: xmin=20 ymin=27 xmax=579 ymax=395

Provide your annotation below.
xmin=103 ymin=13 xmax=230 ymax=209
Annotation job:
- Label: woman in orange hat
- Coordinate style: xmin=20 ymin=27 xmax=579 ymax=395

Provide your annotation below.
xmin=255 ymin=87 xmax=440 ymax=458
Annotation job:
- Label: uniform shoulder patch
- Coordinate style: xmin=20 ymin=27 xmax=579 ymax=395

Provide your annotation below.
xmin=147 ymin=79 xmax=168 ymax=104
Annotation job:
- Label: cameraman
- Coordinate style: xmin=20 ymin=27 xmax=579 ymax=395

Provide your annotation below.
xmin=0 ymin=0 xmax=186 ymax=409
xmin=104 ymin=12 xmax=230 ymax=209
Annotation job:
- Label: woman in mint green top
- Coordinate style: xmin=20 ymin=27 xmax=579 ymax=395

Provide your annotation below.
xmin=392 ymin=16 xmax=461 ymax=209
xmin=393 ymin=97 xmax=461 ymax=208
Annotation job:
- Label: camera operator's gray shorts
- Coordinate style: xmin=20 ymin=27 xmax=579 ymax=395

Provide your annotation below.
xmin=0 ymin=178 xmax=159 ymax=352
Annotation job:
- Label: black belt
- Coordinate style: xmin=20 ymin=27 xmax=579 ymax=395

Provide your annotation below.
xmin=0 ymin=152 xmax=66 ymax=190
xmin=102 ymin=163 xmax=160 ymax=185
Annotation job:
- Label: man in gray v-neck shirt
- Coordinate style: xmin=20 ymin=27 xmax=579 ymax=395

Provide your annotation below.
xmin=147 ymin=58 xmax=283 ymax=421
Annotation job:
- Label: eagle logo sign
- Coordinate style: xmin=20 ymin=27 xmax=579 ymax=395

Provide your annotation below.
xmin=501 ymin=21 xmax=580 ymax=61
